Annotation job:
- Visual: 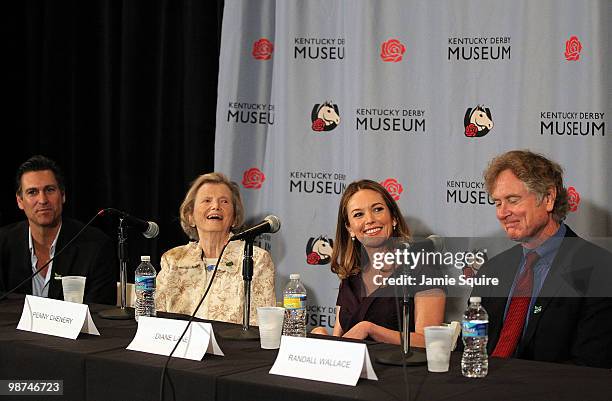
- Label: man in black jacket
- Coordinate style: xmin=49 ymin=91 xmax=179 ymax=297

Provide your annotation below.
xmin=0 ymin=155 xmax=115 ymax=304
xmin=473 ymin=150 xmax=612 ymax=368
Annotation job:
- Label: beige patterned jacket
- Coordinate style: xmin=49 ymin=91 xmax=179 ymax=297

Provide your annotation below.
xmin=155 ymin=240 xmax=275 ymax=325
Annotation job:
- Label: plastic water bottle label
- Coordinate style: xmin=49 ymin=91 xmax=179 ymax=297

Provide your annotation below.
xmin=283 ymin=295 xmax=306 ymax=310
xmin=462 ymin=320 xmax=488 ymax=337
xmin=135 ymin=276 xmax=155 ymax=291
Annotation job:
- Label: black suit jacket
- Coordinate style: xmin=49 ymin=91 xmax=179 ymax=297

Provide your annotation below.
xmin=0 ymin=218 xmax=116 ymax=305
xmin=473 ymin=226 xmax=612 ymax=368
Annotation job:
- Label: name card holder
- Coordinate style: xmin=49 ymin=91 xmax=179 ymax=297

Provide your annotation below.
xmin=17 ymin=295 xmax=100 ymax=339
xmin=127 ymin=316 xmax=224 ymax=361
xmin=269 ymin=336 xmax=378 ymax=386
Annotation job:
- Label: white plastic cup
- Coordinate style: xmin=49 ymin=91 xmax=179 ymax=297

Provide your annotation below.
xmin=256 ymin=306 xmax=285 ymax=349
xmin=61 ymin=276 xmax=86 ymax=304
xmin=424 ymin=326 xmax=453 ymax=372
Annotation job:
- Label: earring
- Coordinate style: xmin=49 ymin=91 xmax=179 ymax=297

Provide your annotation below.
xmin=393 ymin=223 xmax=397 ymax=230
xmin=351 ymin=235 xmax=355 ymax=242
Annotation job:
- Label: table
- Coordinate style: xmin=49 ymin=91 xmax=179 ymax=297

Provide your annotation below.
xmin=1 ymin=295 xmax=610 ymax=401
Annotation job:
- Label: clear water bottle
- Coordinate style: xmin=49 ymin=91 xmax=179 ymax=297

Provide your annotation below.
xmin=282 ymin=273 xmax=307 ymax=337
xmin=135 ymin=255 xmax=157 ymax=321
xmin=461 ymin=296 xmax=489 ymax=377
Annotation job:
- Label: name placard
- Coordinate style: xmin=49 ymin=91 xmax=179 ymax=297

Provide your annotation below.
xmin=269 ymin=336 xmax=378 ymax=386
xmin=126 ymin=316 xmax=223 ymax=360
xmin=17 ymin=295 xmax=100 ymax=339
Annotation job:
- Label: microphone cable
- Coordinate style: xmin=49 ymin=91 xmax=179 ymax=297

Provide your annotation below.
xmin=159 ymin=241 xmax=229 ymax=401
xmin=0 ymin=209 xmax=104 ymax=302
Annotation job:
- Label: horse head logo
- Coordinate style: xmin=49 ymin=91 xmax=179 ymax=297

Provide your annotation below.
xmin=311 ymin=102 xmax=340 ymax=132
xmin=464 ymin=105 xmax=494 ymax=137
xmin=306 ymin=235 xmax=334 ymax=265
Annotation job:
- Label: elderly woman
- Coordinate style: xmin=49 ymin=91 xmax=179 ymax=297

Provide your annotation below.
xmin=155 ymin=172 xmax=275 ymax=325
xmin=321 ymin=179 xmax=445 ymax=346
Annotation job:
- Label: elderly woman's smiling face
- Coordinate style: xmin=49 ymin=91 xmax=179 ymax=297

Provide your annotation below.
xmin=192 ymin=183 xmax=235 ymax=236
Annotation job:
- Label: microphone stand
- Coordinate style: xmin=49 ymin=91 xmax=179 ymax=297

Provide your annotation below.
xmin=376 ymin=255 xmax=427 ymax=366
xmin=99 ymin=218 xmax=134 ymax=319
xmin=219 ymin=237 xmax=259 ymax=340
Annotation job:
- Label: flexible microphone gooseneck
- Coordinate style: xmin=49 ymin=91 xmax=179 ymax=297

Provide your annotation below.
xmin=0 ymin=210 xmax=104 ymax=302
xmin=159 ymin=241 xmax=230 ymax=401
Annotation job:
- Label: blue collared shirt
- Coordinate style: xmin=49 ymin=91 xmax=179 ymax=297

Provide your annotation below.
xmin=28 ymin=225 xmax=62 ymax=297
xmin=503 ymin=223 xmax=566 ymax=335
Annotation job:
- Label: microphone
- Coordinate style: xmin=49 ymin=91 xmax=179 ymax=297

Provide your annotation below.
xmin=403 ymin=235 xmax=445 ymax=252
xmin=229 ymin=215 xmax=281 ymax=241
xmin=100 ymin=208 xmax=159 ymax=239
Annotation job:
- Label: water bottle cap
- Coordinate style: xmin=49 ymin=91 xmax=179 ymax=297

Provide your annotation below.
xmin=141 ymin=255 xmax=151 ymax=262
xmin=290 ymin=273 xmax=300 ymax=280
xmin=469 ymin=296 xmax=481 ymax=303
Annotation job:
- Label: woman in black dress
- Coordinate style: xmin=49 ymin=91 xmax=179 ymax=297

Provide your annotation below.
xmin=327 ymin=179 xmax=445 ymax=346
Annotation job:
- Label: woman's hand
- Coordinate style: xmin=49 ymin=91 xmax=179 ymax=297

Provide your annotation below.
xmin=342 ymin=321 xmax=372 ymax=340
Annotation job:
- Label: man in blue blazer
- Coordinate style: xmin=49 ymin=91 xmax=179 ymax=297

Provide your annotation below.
xmin=473 ymin=150 xmax=612 ymax=368
xmin=0 ymin=155 xmax=116 ymax=304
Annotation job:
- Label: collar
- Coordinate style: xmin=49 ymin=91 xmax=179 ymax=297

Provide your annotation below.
xmin=28 ymin=223 xmax=62 ymax=256
xmin=522 ymin=222 xmax=566 ymax=262
xmin=187 ymin=241 xmax=240 ymax=273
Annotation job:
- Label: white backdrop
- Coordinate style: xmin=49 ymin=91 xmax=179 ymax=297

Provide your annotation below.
xmin=215 ymin=0 xmax=611 ymax=328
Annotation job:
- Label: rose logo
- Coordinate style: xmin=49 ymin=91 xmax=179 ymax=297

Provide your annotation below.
xmin=312 ymin=118 xmax=325 ymax=132
xmin=465 ymin=123 xmax=478 ymax=137
xmin=306 ymin=252 xmax=321 ymax=265
xmin=242 ymin=168 xmax=266 ymax=189
xmin=252 ymin=38 xmax=274 ymax=60
xmin=380 ymin=39 xmax=406 ymax=63
xmin=380 ymin=178 xmax=403 ymax=201
xmin=567 ymin=186 xmax=580 ymax=212
xmin=564 ymin=36 xmax=582 ymax=61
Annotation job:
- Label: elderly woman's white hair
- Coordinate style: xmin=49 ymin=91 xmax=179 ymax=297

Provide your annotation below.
xmin=179 ymin=172 xmax=244 ymax=240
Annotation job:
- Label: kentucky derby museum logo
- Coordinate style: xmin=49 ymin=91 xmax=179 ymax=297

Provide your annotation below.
xmin=567 ymin=186 xmax=581 ymax=212
xmin=252 ymin=38 xmax=274 ymax=60
xmin=380 ymin=178 xmax=403 ymax=201
xmin=564 ymin=36 xmax=582 ymax=61
xmin=539 ymin=111 xmax=605 ymax=136
xmin=380 ymin=38 xmax=406 ymax=62
xmin=311 ymin=102 xmax=340 ymax=132
xmin=227 ymin=101 xmax=275 ymax=126
xmin=289 ymin=171 xmax=346 ymax=195
xmin=446 ymin=179 xmax=494 ymax=205
xmin=356 ymin=107 xmax=425 ymax=133
xmin=448 ymin=36 xmax=511 ymax=61
xmin=464 ymin=105 xmax=494 ymax=137
xmin=242 ymin=168 xmax=266 ymax=189
xmin=294 ymin=37 xmax=345 ymax=60
xmin=306 ymin=235 xmax=334 ymax=265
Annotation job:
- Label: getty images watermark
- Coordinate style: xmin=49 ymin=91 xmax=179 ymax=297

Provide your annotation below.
xmin=370 ymin=247 xmax=499 ymax=288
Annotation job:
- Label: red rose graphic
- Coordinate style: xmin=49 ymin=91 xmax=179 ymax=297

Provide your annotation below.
xmin=465 ymin=123 xmax=478 ymax=137
xmin=564 ymin=36 xmax=582 ymax=61
xmin=252 ymin=38 xmax=274 ymax=60
xmin=380 ymin=178 xmax=403 ymax=201
xmin=380 ymin=39 xmax=406 ymax=63
xmin=567 ymin=186 xmax=580 ymax=212
xmin=312 ymin=118 xmax=325 ymax=132
xmin=242 ymin=168 xmax=266 ymax=189
xmin=306 ymin=252 xmax=321 ymax=265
